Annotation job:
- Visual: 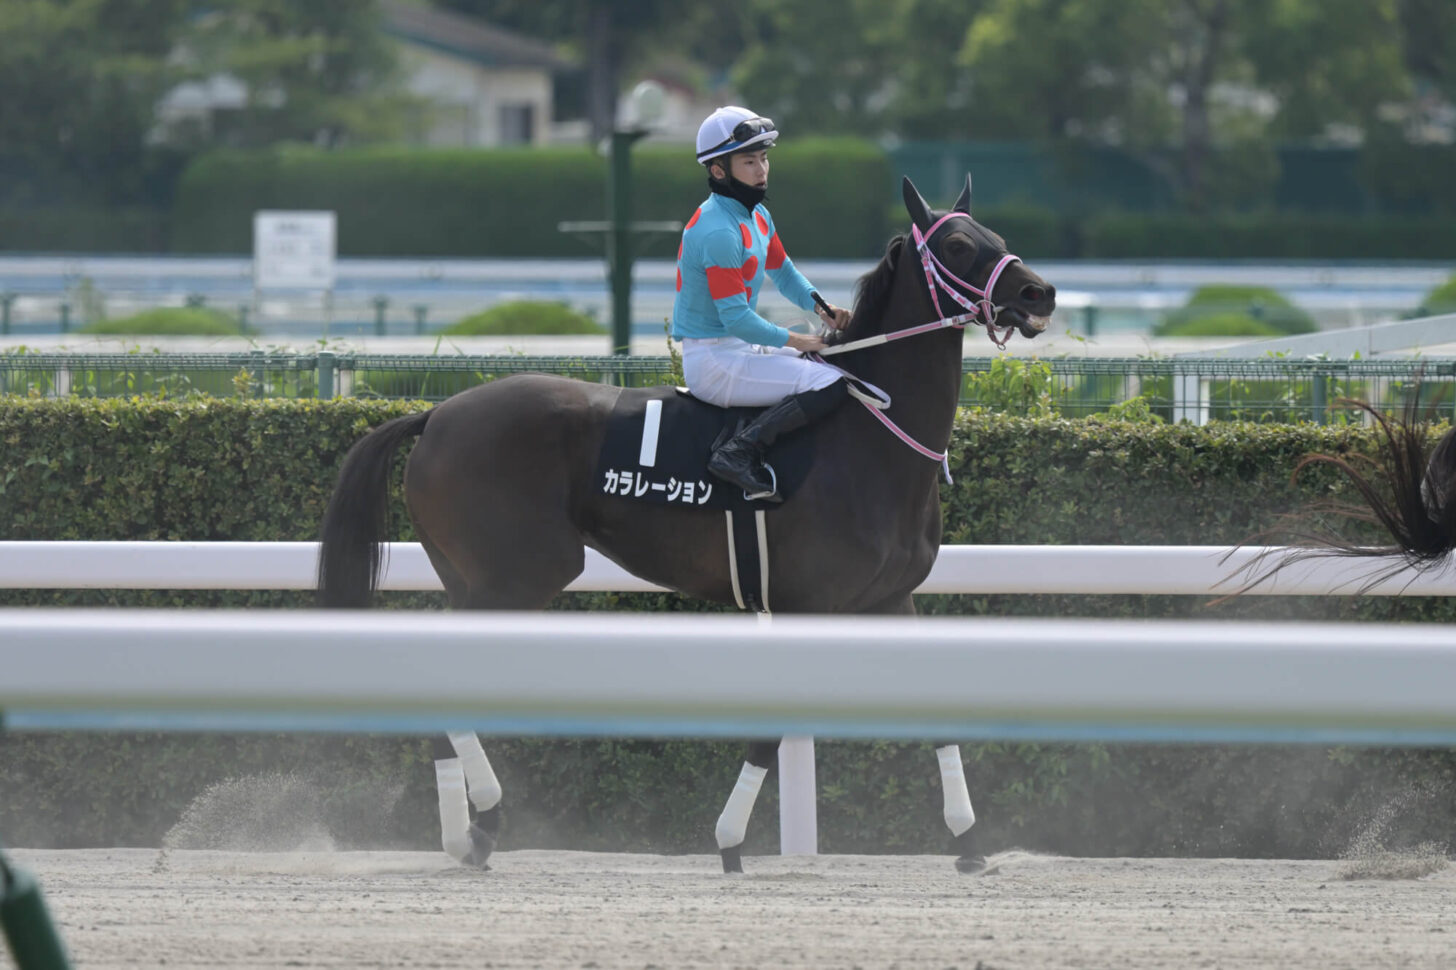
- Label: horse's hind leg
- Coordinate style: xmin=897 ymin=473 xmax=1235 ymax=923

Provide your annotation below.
xmin=715 ymin=739 xmax=779 ymax=873
xmin=431 ymin=733 xmax=503 ymax=869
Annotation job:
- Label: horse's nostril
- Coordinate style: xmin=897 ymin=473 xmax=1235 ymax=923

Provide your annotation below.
xmin=1021 ymin=284 xmax=1046 ymax=304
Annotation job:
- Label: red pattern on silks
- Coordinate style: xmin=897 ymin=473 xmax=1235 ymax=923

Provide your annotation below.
xmin=754 ymin=211 xmax=769 ymax=236
xmin=766 ymin=232 xmax=788 ymax=271
xmin=745 ymin=286 xmax=753 ymax=301
xmin=706 ymin=265 xmax=746 ymax=300
xmin=740 ymin=255 xmax=759 ymax=280
xmin=675 ymin=267 xmax=682 ymax=292
xmin=677 ymin=239 xmax=683 ymax=260
xmin=685 ymin=207 xmax=702 ymax=230
xmin=739 ymin=223 xmax=752 ymax=248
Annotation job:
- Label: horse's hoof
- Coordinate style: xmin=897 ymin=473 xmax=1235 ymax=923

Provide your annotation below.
xmin=955 ymin=854 xmax=988 ymax=875
xmin=466 ymin=822 xmax=495 ymax=870
xmin=720 ymin=846 xmax=744 ymax=873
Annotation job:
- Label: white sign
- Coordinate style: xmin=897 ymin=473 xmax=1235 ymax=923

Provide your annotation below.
xmin=253 ymin=210 xmax=336 ymax=290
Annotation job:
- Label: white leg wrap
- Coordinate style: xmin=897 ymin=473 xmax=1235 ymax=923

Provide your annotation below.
xmin=447 ymin=731 xmax=502 ymax=811
xmin=434 ymin=758 xmax=473 ymax=863
xmin=936 ymin=745 xmax=976 ymax=837
xmin=715 ymin=762 xmax=768 ymax=850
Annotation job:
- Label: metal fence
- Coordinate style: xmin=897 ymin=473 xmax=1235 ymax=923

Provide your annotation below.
xmin=3 ymin=351 xmax=1455 ymax=424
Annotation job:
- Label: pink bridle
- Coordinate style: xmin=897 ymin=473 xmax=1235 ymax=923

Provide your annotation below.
xmin=912 ymin=212 xmax=1023 ymax=350
xmin=812 ymin=212 xmax=1024 ymax=480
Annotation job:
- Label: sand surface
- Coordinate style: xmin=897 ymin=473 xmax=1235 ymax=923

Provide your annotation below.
xmin=7 ymin=848 xmax=1452 ymax=969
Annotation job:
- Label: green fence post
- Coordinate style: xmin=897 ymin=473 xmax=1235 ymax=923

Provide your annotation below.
xmin=58 ymin=303 xmax=70 ymax=335
xmin=372 ymin=296 xmax=389 ymax=337
xmin=412 ymin=305 xmax=428 ymax=335
xmin=1083 ymin=305 xmax=1098 ymax=337
xmin=1312 ymin=372 xmax=1327 ymax=424
xmin=237 ymin=305 xmax=249 ymax=331
xmin=1 ymin=845 xmax=73 ymax=969
xmin=1 ymin=293 xmax=14 ymax=337
xmin=185 ymin=293 xmax=206 ymax=309
xmin=317 ymin=351 xmax=336 ymax=399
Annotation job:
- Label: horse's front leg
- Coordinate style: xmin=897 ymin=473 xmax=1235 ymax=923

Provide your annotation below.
xmin=935 ymin=743 xmax=986 ymax=873
xmin=433 ymin=732 xmax=503 ymax=869
xmin=714 ymin=739 xmax=778 ymax=873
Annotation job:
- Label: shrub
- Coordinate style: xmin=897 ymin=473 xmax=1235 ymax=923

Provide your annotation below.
xmin=81 ymin=307 xmax=247 ymax=336
xmin=1156 ymin=312 xmax=1284 ymax=338
xmin=1416 ymin=272 xmax=1456 ymax=316
xmin=441 ymin=300 xmax=604 ymax=336
xmin=1155 ymin=284 xmax=1317 ymax=337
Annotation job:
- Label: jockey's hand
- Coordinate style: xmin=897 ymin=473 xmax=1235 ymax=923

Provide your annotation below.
xmin=785 ymin=331 xmax=827 ymax=353
xmin=816 ymin=303 xmax=852 ymax=331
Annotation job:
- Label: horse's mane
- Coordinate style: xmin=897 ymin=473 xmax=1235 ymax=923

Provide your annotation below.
xmin=829 ymin=233 xmax=905 ymax=347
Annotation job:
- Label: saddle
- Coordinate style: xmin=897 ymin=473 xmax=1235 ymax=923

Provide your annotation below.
xmin=594 ymin=386 xmax=818 ymax=512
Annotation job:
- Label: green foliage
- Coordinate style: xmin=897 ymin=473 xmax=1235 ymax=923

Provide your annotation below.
xmin=3 ymin=398 xmax=1456 ymax=857
xmin=1085 ymin=210 xmax=1456 ymax=259
xmin=442 ymin=301 xmax=604 ymax=336
xmin=1418 ymin=272 xmax=1456 ymax=315
xmin=80 ymin=307 xmax=248 ymax=336
xmin=172 ymin=139 xmax=890 ymax=259
xmin=962 ymin=356 xmax=1057 ymax=417
xmin=1155 ymin=285 xmax=1317 ymax=338
xmin=1091 ymin=395 xmax=1164 ymax=424
xmin=1156 ymin=312 xmax=1282 ymax=338
xmin=160 ymin=0 xmax=410 ymax=149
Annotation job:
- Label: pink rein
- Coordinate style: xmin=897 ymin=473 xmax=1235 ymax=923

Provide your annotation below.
xmin=811 ymin=213 xmax=1024 ymax=480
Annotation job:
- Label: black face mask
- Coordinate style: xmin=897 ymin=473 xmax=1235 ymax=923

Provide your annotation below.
xmin=708 ymin=170 xmax=766 ymax=211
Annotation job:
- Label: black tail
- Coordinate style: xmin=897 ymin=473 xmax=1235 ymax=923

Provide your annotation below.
xmin=317 ymin=409 xmax=433 ymax=608
xmin=1224 ymin=394 xmax=1456 ymax=597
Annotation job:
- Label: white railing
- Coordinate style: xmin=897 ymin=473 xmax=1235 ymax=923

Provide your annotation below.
xmin=5 ymin=609 xmax=1456 ymax=742
xmin=3 ymin=541 xmax=1453 ymax=857
xmin=2 ymin=541 xmax=1453 ymax=596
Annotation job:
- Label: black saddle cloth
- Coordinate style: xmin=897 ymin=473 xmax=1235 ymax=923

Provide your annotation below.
xmin=595 ymin=386 xmax=816 ymax=511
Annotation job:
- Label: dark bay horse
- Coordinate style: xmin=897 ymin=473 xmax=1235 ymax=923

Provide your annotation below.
xmin=316 ymin=174 xmax=1058 ymax=873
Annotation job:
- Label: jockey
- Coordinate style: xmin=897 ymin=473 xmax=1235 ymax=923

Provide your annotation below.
xmin=672 ymin=105 xmax=853 ymax=503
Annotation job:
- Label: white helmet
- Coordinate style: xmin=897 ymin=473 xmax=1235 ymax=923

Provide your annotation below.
xmin=695 ymin=106 xmax=778 ymax=164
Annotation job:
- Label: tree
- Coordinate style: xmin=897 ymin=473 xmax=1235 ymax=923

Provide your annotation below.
xmin=178 ymin=0 xmax=412 ymax=148
xmin=0 ymin=0 xmax=190 ymax=204
xmin=730 ymin=0 xmax=903 ymax=137
xmin=435 ymin=0 xmax=689 ymax=142
xmin=955 ymin=0 xmax=1411 ymax=210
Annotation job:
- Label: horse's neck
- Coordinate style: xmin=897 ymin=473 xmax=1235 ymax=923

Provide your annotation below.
xmin=847 ymin=264 xmax=965 ymax=453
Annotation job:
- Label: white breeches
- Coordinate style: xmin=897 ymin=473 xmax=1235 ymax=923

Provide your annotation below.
xmin=682 ymin=337 xmax=842 ymax=407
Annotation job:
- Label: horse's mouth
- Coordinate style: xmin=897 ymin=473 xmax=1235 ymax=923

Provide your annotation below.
xmin=1000 ymin=307 xmax=1052 ymax=337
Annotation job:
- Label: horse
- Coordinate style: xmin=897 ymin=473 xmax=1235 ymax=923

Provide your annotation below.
xmin=315 ymin=174 xmax=1059 ymax=873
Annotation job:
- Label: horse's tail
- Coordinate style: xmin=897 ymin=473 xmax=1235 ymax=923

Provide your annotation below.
xmin=1220 ymin=396 xmax=1456 ymax=600
xmin=317 ymin=409 xmax=433 ymax=608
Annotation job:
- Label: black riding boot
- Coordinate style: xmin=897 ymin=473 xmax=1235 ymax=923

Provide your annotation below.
xmin=708 ymin=380 xmax=849 ymax=502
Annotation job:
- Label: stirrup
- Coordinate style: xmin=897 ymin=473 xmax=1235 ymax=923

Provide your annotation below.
xmin=742 ymin=462 xmax=778 ymax=502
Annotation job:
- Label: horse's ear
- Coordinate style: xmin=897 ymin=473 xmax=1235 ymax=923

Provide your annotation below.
xmin=902 ymin=176 xmax=933 ymax=232
xmin=954 ymin=173 xmax=973 ymax=215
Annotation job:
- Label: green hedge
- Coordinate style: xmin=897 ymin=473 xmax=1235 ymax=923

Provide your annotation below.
xmin=171 ymin=139 xmax=891 ymax=259
xmin=0 ymin=206 xmax=169 ymax=254
xmin=1083 ymin=211 xmax=1456 ymax=260
xmin=2 ymin=398 xmax=1454 ymax=857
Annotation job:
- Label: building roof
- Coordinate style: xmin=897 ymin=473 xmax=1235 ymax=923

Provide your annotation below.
xmin=380 ymin=1 xmax=573 ymax=72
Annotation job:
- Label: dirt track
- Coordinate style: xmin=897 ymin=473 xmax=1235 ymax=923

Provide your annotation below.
xmin=9 ymin=848 xmax=1453 ymax=969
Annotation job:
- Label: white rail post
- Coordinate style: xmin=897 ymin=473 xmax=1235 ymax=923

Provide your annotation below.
xmin=778 ymin=736 xmax=818 ymax=855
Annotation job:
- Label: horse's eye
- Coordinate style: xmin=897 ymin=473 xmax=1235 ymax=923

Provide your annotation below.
xmin=944 ymin=238 xmax=974 ymax=261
